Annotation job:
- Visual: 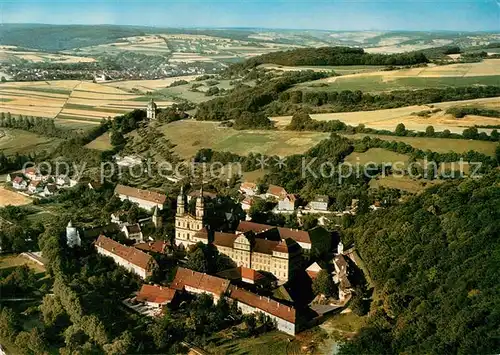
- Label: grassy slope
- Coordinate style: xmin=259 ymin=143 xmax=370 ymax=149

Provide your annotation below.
xmin=161 ymin=120 xmax=329 ymax=158
xmin=0 ymin=129 xmax=61 ymax=155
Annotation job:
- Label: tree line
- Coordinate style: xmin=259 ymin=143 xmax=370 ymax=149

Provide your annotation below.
xmin=230 ymin=47 xmax=429 ymax=71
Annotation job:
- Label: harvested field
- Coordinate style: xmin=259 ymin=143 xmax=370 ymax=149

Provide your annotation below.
xmin=161 ymin=120 xmax=329 ymax=158
xmin=0 ymin=79 xmax=174 ymax=123
xmin=271 ymin=97 xmax=500 ymax=134
xmin=0 ymin=187 xmax=31 ymax=207
xmin=297 ymin=59 xmax=500 ymax=92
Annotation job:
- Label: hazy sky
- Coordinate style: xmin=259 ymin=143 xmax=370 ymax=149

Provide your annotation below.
xmin=0 ymin=0 xmax=498 ymax=31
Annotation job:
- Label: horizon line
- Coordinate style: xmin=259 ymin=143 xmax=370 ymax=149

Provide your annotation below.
xmin=0 ymin=22 xmax=498 ymax=33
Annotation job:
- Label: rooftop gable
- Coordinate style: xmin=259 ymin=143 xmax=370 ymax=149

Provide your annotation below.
xmin=115 ymin=184 xmax=167 ymax=205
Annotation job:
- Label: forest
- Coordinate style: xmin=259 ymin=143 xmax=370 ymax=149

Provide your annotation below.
xmin=231 ymin=47 xmax=429 ymax=70
xmin=340 ymin=171 xmax=500 ymax=354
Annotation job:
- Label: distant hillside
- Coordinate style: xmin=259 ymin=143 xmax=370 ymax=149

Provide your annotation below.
xmin=231 ymin=47 xmax=429 ymax=70
xmin=0 ymin=24 xmax=257 ymax=51
xmin=340 ymin=171 xmax=500 ymax=354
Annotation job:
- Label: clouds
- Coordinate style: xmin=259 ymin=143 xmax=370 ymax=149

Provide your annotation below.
xmin=0 ymin=0 xmax=498 ymax=31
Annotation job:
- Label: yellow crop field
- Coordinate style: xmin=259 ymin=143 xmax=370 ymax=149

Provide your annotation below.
xmin=0 ymin=187 xmax=31 ymax=207
xmin=0 ymin=79 xmax=178 ymax=128
xmin=272 ymin=97 xmax=500 ymax=134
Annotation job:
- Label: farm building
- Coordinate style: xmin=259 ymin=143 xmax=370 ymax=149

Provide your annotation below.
xmin=115 ymin=184 xmax=167 ymax=211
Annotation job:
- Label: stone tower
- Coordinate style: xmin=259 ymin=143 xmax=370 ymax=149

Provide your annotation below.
xmin=337 ymin=240 xmax=344 ymax=255
xmin=152 ymin=206 xmax=162 ymax=230
xmin=176 ymin=186 xmax=186 ymax=216
xmin=66 ymin=221 xmax=81 ymax=248
xmin=195 ymin=185 xmax=205 ymax=219
xmin=146 ymin=98 xmax=157 ymax=120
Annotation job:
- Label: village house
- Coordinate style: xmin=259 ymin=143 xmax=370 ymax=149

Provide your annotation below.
xmin=122 ymin=224 xmax=144 ymax=242
xmin=42 ymin=184 xmax=58 ymax=197
xmin=56 ymin=175 xmax=70 ymax=187
xmin=115 ymin=184 xmax=167 ymax=211
xmin=240 ymin=196 xmax=254 ymax=212
xmin=276 ymin=194 xmax=298 ymax=213
xmin=24 ymin=167 xmax=41 ymax=181
xmin=307 ymin=195 xmax=329 ymax=212
xmin=227 ymin=285 xmax=297 ymax=336
xmin=12 ymin=176 xmax=28 ymax=190
xmin=239 ymin=181 xmax=258 ymax=196
xmin=171 ymin=267 xmax=230 ymax=303
xmin=6 ymin=173 xmax=18 ymax=183
xmin=95 ymin=235 xmax=158 ymax=279
xmin=266 ymin=185 xmax=288 ymax=200
xmin=134 ymin=284 xmax=180 ymax=316
xmin=305 ymin=262 xmax=325 ymax=280
xmin=28 ymin=180 xmax=44 ymax=194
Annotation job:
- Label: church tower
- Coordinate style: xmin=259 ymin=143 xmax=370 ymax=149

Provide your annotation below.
xmin=152 ymin=206 xmax=163 ymax=230
xmin=337 ymin=240 xmax=344 ymax=255
xmin=146 ymin=99 xmax=157 ymax=120
xmin=176 ymin=186 xmax=186 ymax=216
xmin=195 ymin=185 xmax=205 ymax=219
xmin=66 ymin=221 xmax=81 ymax=248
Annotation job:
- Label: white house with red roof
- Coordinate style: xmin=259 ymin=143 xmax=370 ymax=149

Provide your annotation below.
xmin=239 ymin=181 xmax=258 ymax=196
xmin=95 ymin=235 xmax=158 ymax=279
xmin=12 ymin=176 xmax=28 ymax=190
xmin=28 ymin=180 xmax=44 ymax=194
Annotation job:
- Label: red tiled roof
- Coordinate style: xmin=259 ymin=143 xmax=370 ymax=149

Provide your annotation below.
xmin=242 ymin=196 xmax=255 ymax=205
xmin=13 ymin=176 xmax=25 ymax=184
xmin=228 ymin=285 xmax=296 ymax=323
xmin=95 ymin=235 xmax=156 ymax=271
xmin=277 ymin=227 xmax=311 ymax=244
xmin=134 ymin=241 xmax=169 ymax=254
xmin=115 ymin=184 xmax=167 ymax=205
xmin=29 ymin=180 xmax=42 ymax=187
xmin=236 ymin=221 xmax=273 ymax=234
xmin=285 ymin=194 xmax=297 ymax=202
xmin=24 ymin=167 xmax=37 ymax=175
xmin=124 ymin=224 xmax=142 ymax=234
xmin=136 ymin=284 xmax=177 ymax=304
xmin=213 ymin=232 xmax=238 ymax=248
xmin=267 ymin=184 xmax=287 ymax=197
xmin=171 ymin=267 xmax=230 ymax=297
xmin=240 ymin=182 xmax=257 ymax=190
xmin=240 ymin=267 xmax=265 ymax=282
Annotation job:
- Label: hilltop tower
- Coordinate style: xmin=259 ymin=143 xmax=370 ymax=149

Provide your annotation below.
xmin=146 ymin=99 xmax=157 ymax=120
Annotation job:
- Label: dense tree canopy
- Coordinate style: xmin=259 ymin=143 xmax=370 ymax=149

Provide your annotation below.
xmin=340 ymin=171 xmax=500 ymax=354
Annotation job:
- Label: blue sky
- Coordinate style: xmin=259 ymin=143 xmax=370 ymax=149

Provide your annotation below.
xmin=0 ymin=0 xmax=498 ymax=31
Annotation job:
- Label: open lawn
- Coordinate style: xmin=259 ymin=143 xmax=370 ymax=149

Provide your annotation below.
xmin=345 ymin=148 xmax=410 ymax=166
xmin=370 ymin=175 xmax=443 ymax=194
xmin=0 ymin=187 xmax=32 ymax=207
xmin=0 ymin=254 xmax=45 ymax=274
xmin=161 ymin=120 xmax=329 ymax=158
xmin=207 ymin=331 xmax=292 ymax=355
xmin=0 ymin=129 xmax=61 ymax=155
xmin=272 ymin=97 xmax=500 ymax=134
xmin=347 ymin=133 xmax=498 ymax=156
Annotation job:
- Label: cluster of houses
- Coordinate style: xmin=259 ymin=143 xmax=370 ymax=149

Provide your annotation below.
xmin=239 ymin=182 xmax=383 ymax=219
xmin=5 ymin=167 xmax=95 ymax=198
